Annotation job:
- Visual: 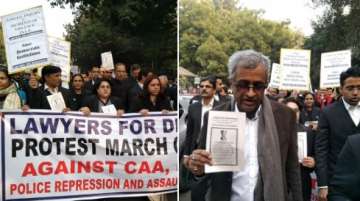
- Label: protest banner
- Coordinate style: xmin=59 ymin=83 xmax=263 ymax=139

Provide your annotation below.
xmin=1 ymin=6 xmax=50 ymax=74
xmin=269 ymin=63 xmax=281 ymax=89
xmin=0 ymin=111 xmax=178 ymax=201
xmin=280 ymin=48 xmax=311 ymax=91
xmin=48 ymin=36 xmax=71 ymax=82
xmin=101 ymin=51 xmax=114 ymax=69
xmin=320 ymin=49 xmax=351 ymax=89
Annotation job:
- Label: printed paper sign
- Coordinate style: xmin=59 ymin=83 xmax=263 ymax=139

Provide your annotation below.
xmin=101 ymin=51 xmax=114 ymax=69
xmin=1 ymin=6 xmax=50 ymax=73
xmin=280 ymin=49 xmax=311 ymax=91
xmin=320 ymin=50 xmax=351 ymax=88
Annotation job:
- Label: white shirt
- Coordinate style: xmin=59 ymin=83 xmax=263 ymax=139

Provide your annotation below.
xmin=44 ymin=84 xmax=59 ymax=94
xmin=201 ymin=97 xmax=214 ymax=127
xmin=230 ymin=104 xmax=261 ymax=201
xmin=342 ymin=97 xmax=360 ymax=126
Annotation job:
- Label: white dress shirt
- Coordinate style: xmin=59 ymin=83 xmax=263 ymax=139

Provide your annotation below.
xmin=230 ymin=104 xmax=261 ymax=201
xmin=201 ymin=97 xmax=214 ymax=127
xmin=44 ymin=84 xmax=59 ymax=94
xmin=342 ymin=97 xmax=360 ymax=126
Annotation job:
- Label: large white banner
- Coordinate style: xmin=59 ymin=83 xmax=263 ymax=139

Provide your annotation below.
xmin=269 ymin=63 xmax=281 ymax=89
xmin=1 ymin=6 xmax=50 ymax=74
xmin=49 ymin=36 xmax=71 ymax=82
xmin=280 ymin=49 xmax=311 ymax=91
xmin=320 ymin=50 xmax=351 ymax=89
xmin=0 ymin=111 xmax=178 ymax=201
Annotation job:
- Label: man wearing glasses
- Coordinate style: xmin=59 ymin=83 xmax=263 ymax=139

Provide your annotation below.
xmin=183 ymin=50 xmax=302 ymax=201
xmin=181 ymin=75 xmax=221 ymax=201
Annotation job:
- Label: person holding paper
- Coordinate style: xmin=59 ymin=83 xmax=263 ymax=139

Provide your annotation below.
xmin=284 ymin=97 xmax=316 ymax=201
xmin=184 ymin=50 xmax=302 ymax=201
xmin=80 ymin=79 xmax=125 ymax=116
xmin=315 ymin=66 xmax=360 ymax=201
xmin=129 ymin=75 xmax=172 ymax=115
xmin=26 ymin=65 xmax=73 ymax=111
xmin=180 ymin=75 xmax=221 ymax=201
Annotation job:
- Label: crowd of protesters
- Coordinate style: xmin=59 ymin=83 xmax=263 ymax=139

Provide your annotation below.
xmin=180 ymin=50 xmax=360 ymax=201
xmin=0 ymin=63 xmax=177 ymax=116
xmin=0 ymin=63 xmax=177 ymax=201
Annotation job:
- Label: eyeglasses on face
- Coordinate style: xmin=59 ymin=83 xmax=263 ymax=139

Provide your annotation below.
xmin=233 ymin=80 xmax=267 ymax=92
xmin=199 ymin=85 xmax=213 ymax=89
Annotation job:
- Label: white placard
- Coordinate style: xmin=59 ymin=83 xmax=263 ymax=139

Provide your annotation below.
xmin=101 ymin=104 xmax=117 ymax=115
xmin=269 ymin=63 xmax=281 ymax=88
xmin=297 ymin=132 xmax=308 ymax=163
xmin=48 ymin=36 xmax=71 ymax=82
xmin=205 ymin=111 xmax=246 ymax=173
xmin=46 ymin=92 xmax=66 ymax=111
xmin=1 ymin=6 xmax=50 ymax=73
xmin=101 ymin=51 xmax=114 ymax=69
xmin=320 ymin=50 xmax=351 ymax=89
xmin=70 ymin=65 xmax=79 ymax=74
xmin=280 ymin=49 xmax=311 ymax=90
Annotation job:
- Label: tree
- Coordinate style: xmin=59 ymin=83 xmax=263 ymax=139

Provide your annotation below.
xmin=180 ymin=0 xmax=304 ymax=80
xmin=305 ymin=0 xmax=360 ymax=88
xmin=0 ymin=25 xmax=6 ymax=65
xmin=49 ymin=0 xmax=177 ymax=77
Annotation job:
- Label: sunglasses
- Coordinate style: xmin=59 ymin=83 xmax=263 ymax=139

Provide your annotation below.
xmin=199 ymin=85 xmax=213 ymax=89
xmin=234 ymin=80 xmax=267 ymax=92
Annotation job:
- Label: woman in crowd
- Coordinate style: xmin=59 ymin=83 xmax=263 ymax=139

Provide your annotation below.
xmin=80 ymin=78 xmax=125 ymax=116
xmin=284 ymin=97 xmax=316 ymax=201
xmin=0 ymin=67 xmax=25 ymax=109
xmin=129 ymin=75 xmax=172 ymax=114
xmin=69 ymin=74 xmax=86 ymax=111
xmin=300 ymin=92 xmax=321 ymax=130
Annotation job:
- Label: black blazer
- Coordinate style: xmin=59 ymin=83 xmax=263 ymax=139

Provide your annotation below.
xmin=181 ymin=99 xmax=221 ymax=156
xmin=329 ymin=134 xmax=360 ymax=201
xmin=315 ymin=100 xmax=360 ymax=186
xmin=299 ymin=106 xmax=321 ymax=125
xmin=27 ymin=86 xmax=74 ymax=110
xmin=129 ymin=95 xmax=172 ymax=113
xmin=127 ymin=83 xmax=143 ymax=105
xmin=81 ymin=95 xmax=124 ymax=113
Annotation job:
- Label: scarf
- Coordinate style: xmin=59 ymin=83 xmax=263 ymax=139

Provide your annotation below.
xmin=0 ymin=83 xmax=22 ymax=109
xmin=0 ymin=83 xmax=17 ymax=96
xmin=254 ymin=96 xmax=286 ymax=201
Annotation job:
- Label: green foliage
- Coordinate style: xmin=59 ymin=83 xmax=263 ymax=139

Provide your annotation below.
xmin=306 ymin=0 xmax=360 ymax=88
xmin=50 ymin=0 xmax=177 ymax=76
xmin=180 ymin=0 xmax=304 ymax=79
xmin=0 ymin=25 xmax=6 ymax=65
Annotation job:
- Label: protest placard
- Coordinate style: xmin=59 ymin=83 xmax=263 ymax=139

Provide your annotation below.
xmin=280 ymin=49 xmax=311 ymax=91
xmin=269 ymin=63 xmax=281 ymax=89
xmin=320 ymin=50 xmax=351 ymax=89
xmin=101 ymin=51 xmax=114 ymax=69
xmin=48 ymin=36 xmax=71 ymax=82
xmin=1 ymin=6 xmax=50 ymax=74
xmin=0 ymin=111 xmax=178 ymax=200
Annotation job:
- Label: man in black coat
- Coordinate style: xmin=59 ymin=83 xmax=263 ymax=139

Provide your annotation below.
xmin=315 ymin=66 xmax=360 ymax=201
xmin=111 ymin=63 xmax=132 ymax=111
xmin=180 ymin=76 xmax=221 ymax=201
xmin=26 ymin=65 xmax=74 ymax=111
xmin=329 ymin=134 xmax=360 ymax=201
xmin=84 ymin=66 xmax=100 ymax=94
